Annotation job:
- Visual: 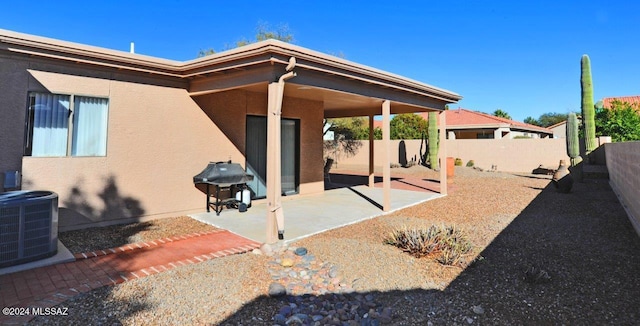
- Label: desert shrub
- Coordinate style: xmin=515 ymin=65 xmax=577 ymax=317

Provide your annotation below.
xmin=384 ymin=224 xmax=473 ymax=266
xmin=466 ymin=160 xmax=475 ymax=167
xmin=454 ymin=158 xmax=463 ymax=166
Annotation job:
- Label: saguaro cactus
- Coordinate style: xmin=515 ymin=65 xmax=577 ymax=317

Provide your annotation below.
xmin=566 ymin=112 xmax=583 ymax=182
xmin=581 ymin=54 xmax=597 ymax=156
xmin=428 ymin=112 xmax=439 ymax=169
xmin=566 ymin=113 xmax=582 ymax=166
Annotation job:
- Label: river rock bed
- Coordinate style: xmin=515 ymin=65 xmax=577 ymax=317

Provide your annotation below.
xmin=258 ymin=245 xmax=395 ymax=325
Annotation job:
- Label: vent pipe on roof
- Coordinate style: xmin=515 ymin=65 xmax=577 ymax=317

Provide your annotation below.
xmin=130 ymin=42 xmax=135 ymax=54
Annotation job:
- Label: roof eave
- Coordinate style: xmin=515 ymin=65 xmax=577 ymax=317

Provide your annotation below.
xmin=0 ymin=29 xmax=462 ymax=103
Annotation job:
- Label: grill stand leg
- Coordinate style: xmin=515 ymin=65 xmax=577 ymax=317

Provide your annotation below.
xmin=215 ymin=185 xmax=221 ymax=216
xmin=206 ymin=184 xmax=210 ymax=213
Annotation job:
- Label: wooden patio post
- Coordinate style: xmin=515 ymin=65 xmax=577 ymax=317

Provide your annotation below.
xmin=369 ymin=114 xmax=375 ymax=187
xmin=382 ymin=100 xmax=391 ymax=211
xmin=439 ymin=110 xmax=447 ymax=195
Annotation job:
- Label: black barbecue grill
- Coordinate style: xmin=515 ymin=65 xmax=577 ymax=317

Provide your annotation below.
xmin=193 ymin=161 xmax=254 ymax=215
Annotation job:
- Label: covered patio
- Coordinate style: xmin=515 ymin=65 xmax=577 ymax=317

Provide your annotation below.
xmin=188 ymin=39 xmax=461 ymax=243
xmin=191 ymin=183 xmax=442 ymax=244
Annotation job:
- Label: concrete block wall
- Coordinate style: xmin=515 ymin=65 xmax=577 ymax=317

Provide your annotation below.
xmin=605 ymin=142 xmax=640 ymax=236
xmin=329 ymin=139 xmax=569 ymax=173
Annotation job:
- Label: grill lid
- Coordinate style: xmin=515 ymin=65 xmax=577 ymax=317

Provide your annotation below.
xmin=193 ymin=161 xmax=254 ymax=186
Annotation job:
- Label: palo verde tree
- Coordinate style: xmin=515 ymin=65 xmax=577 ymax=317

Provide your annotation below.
xmin=198 ymin=21 xmax=294 ymax=57
xmin=524 ymin=112 xmax=569 ymax=127
xmin=323 ymin=117 xmax=366 ymax=159
xmin=390 ymin=114 xmax=427 ymax=139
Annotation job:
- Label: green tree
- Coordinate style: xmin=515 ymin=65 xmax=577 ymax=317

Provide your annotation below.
xmin=198 ymin=21 xmax=294 ymax=57
xmin=537 ymin=112 xmax=569 ymax=127
xmin=493 ymin=109 xmax=512 ymax=120
xmin=524 ymin=112 xmax=570 ymax=127
xmin=524 ymin=116 xmax=540 ymax=126
xmin=595 ymin=100 xmax=640 ymax=142
xmin=325 ymin=117 xmax=373 ymax=140
xmin=390 ymin=114 xmax=427 ymax=139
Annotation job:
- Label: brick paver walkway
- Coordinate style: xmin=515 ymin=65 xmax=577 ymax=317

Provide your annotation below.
xmin=0 ymin=230 xmax=261 ymax=325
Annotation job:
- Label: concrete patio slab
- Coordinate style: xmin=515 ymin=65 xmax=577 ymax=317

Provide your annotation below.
xmin=190 ymin=185 xmax=443 ymax=244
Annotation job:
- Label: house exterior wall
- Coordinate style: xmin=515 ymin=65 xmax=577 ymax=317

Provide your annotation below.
xmin=448 ymin=128 xmax=548 ymax=140
xmin=328 ymin=138 xmax=569 ymax=173
xmin=1 ymin=55 xmax=245 ymax=230
xmin=193 ymin=89 xmax=325 ymax=195
xmin=0 ymin=56 xmax=30 ymax=175
xmin=551 ymin=122 xmax=567 ymax=139
xmin=605 ymin=142 xmax=640 ymax=236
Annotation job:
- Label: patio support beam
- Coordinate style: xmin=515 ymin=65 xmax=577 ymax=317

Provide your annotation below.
xmin=266 ymin=82 xmax=282 ymax=244
xmin=368 ymin=114 xmax=375 ymax=187
xmin=382 ymin=100 xmax=391 ymax=211
xmin=439 ymin=110 xmax=447 ymax=195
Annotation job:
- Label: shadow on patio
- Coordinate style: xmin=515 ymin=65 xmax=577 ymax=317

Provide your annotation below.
xmin=325 ymin=172 xmax=443 ymax=194
xmin=219 ymin=178 xmax=640 ymax=324
xmin=191 ymin=177 xmax=443 ymax=244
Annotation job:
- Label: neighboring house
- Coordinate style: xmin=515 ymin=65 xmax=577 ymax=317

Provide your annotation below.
xmin=421 ymin=108 xmax=553 ymax=139
xmin=0 ymin=29 xmax=460 ymax=231
xmin=548 ymin=120 xmax=567 ymax=139
xmin=601 ymin=96 xmax=640 ymax=110
xmin=371 ymin=109 xmax=552 ymax=139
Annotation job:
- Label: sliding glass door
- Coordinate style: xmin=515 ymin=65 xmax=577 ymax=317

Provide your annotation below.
xmin=245 ymin=116 xmax=299 ymax=199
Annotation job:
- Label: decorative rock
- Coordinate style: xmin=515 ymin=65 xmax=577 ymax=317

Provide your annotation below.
xmin=260 ymin=243 xmax=273 ymax=256
xmin=268 ymin=283 xmax=287 ymax=297
xmin=281 ymin=258 xmax=294 ymax=267
xmin=251 ymin=248 xmax=262 ymax=255
xmin=274 ymin=313 xmax=286 ymax=324
xmin=472 ymin=305 xmax=484 ymax=314
xmin=285 ymin=315 xmax=303 ymax=325
xmin=264 ymin=246 xmax=400 ymax=324
xmin=279 ymin=305 xmax=292 ymax=316
xmin=294 ymin=247 xmax=308 ymax=256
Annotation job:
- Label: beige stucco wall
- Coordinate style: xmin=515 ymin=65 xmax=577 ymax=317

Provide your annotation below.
xmin=28 ymin=78 xmax=242 ymax=230
xmin=6 ymin=62 xmax=242 ymax=230
xmin=1 ymin=53 xmax=328 ymax=230
xmin=0 ymin=56 xmax=30 ymax=175
xmin=329 ymin=138 xmax=569 ymax=173
xmin=605 ymin=142 xmax=640 ymax=236
xmin=193 ymin=89 xmax=325 ymax=195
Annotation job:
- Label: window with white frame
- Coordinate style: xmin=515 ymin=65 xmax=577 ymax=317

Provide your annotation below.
xmin=24 ymin=92 xmax=109 ymax=157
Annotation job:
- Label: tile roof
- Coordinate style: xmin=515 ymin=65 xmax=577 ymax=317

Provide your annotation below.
xmin=601 ymin=96 xmax=640 ymax=109
xmin=419 ymin=108 xmax=553 ymax=134
xmin=369 ymin=109 xmax=553 ymax=134
xmin=547 ymin=120 xmax=567 ymax=129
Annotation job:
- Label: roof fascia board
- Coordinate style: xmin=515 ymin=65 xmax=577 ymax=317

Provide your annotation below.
xmin=0 ymin=29 xmax=462 ymax=104
xmin=0 ymin=29 xmax=182 ymax=69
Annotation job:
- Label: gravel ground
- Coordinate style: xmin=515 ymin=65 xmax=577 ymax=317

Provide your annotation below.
xmin=59 ymin=216 xmax=219 ymax=253
xmin=31 ymin=166 xmax=640 ymax=325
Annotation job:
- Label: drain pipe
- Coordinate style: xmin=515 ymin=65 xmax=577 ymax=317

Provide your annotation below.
xmin=271 ymin=57 xmax=296 ymax=240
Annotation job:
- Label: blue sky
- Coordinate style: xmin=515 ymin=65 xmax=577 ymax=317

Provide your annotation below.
xmin=2 ymin=1 xmax=639 ymax=122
